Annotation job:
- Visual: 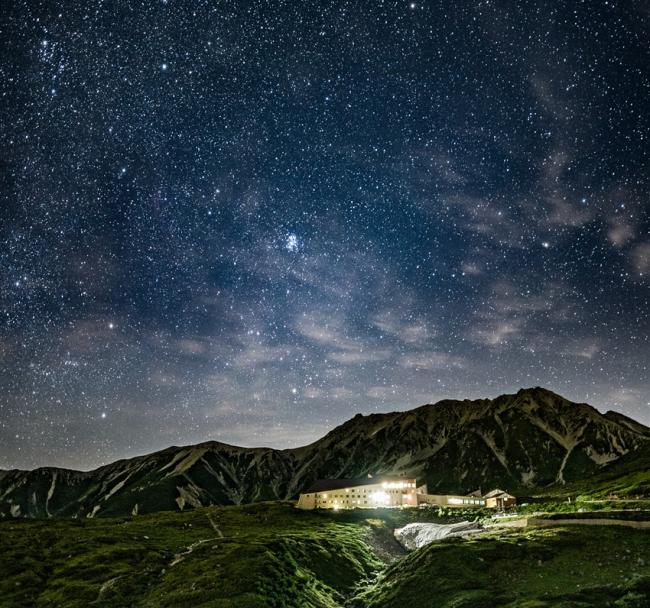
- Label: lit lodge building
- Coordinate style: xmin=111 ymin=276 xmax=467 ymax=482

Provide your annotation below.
xmin=296 ymin=475 xmax=515 ymax=511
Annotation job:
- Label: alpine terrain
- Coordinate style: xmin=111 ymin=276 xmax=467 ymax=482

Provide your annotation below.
xmin=2 ymin=387 xmax=649 ymax=518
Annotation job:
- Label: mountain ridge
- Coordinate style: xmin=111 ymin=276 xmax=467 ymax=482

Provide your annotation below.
xmin=1 ymin=387 xmax=648 ymax=518
xmin=1 ymin=386 xmax=639 ymax=475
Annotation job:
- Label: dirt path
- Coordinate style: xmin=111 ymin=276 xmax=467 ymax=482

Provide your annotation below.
xmin=169 ymin=514 xmax=225 ymax=567
xmin=207 ymin=513 xmax=224 ymax=536
xmin=492 ymin=517 xmax=650 ymax=530
xmin=170 ymin=538 xmax=220 ymax=566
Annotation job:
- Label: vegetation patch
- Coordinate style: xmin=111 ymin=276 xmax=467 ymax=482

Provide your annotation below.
xmin=0 ymin=503 xmax=381 ymax=608
xmin=350 ymin=525 xmax=650 ymax=608
xmin=3 ymin=502 xmax=650 ymax=607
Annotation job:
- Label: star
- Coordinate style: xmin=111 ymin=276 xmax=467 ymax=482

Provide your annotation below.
xmin=285 ymin=234 xmax=299 ymax=253
xmin=0 ymin=0 xmax=647 ymax=471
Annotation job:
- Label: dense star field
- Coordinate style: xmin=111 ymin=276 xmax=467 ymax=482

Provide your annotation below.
xmin=1 ymin=1 xmax=648 ymax=470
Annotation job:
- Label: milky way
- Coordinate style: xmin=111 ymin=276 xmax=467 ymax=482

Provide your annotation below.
xmin=1 ymin=1 xmax=648 ymax=469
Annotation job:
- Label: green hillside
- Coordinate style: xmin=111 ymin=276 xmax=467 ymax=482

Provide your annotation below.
xmin=351 ymin=526 xmax=650 ymax=608
xmin=2 ymin=502 xmax=650 ymax=607
xmin=0 ymin=502 xmax=463 ymax=607
xmin=538 ymin=443 xmax=650 ymax=501
xmin=0 ymin=502 xmax=386 ymax=608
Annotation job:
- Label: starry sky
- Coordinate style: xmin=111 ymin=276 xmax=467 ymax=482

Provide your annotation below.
xmin=1 ymin=1 xmax=649 ymax=470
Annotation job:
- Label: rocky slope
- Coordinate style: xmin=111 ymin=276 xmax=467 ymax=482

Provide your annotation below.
xmin=1 ymin=387 xmax=648 ymax=518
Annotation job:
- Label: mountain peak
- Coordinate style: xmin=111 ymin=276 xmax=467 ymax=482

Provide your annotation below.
xmin=0 ymin=387 xmax=648 ymax=518
xmin=515 ymin=386 xmax=565 ymax=399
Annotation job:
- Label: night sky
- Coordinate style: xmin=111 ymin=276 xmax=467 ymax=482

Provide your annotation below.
xmin=1 ymin=1 xmax=649 ymax=471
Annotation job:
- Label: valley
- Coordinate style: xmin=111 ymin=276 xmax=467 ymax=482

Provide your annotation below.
xmin=2 ymin=501 xmax=650 ymax=607
xmin=3 ymin=387 xmax=650 ymax=606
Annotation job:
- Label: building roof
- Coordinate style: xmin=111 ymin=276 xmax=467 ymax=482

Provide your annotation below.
xmin=302 ymin=476 xmax=414 ymax=494
xmin=483 ymin=489 xmax=514 ymax=499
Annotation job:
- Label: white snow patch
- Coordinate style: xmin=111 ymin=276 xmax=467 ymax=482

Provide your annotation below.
xmin=520 ymin=469 xmax=536 ymax=485
xmin=395 ymin=521 xmax=483 ymax=551
xmin=585 ymin=445 xmax=623 ymax=465
xmin=175 ymin=484 xmax=204 ymax=511
xmin=46 ymin=472 xmax=57 ymax=517
xmin=164 ymin=448 xmax=209 ymax=477
xmin=476 ymin=431 xmax=510 ymax=473
xmin=160 ymin=449 xmax=190 ymax=472
xmin=103 ymin=478 xmax=128 ymax=501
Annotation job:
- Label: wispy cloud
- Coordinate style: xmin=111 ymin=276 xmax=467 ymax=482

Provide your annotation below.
xmin=631 ymin=243 xmax=650 ymax=276
xmin=372 ymin=310 xmax=435 ymax=345
xmin=294 ymin=314 xmax=358 ymax=351
xmin=232 ymin=341 xmax=298 ymax=368
xmin=328 ymin=349 xmax=392 ymax=365
xmin=399 ymin=351 xmax=466 ymax=370
xmin=467 ymin=279 xmax=575 ymax=347
xmin=607 ymin=217 xmax=636 ymax=247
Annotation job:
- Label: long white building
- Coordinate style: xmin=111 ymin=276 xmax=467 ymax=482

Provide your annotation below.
xmin=296 ymin=476 xmax=507 ymax=510
xmin=296 ymin=476 xmax=421 ymax=510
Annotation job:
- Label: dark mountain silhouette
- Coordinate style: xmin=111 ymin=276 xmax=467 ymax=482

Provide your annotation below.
xmin=1 ymin=387 xmax=648 ymax=518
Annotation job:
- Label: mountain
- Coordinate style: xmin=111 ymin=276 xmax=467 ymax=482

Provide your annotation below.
xmin=1 ymin=387 xmax=649 ymax=518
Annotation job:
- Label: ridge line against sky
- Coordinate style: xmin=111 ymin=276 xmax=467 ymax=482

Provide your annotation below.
xmin=3 ymin=387 xmax=648 ymax=473
xmin=1 ymin=0 xmax=648 ymax=470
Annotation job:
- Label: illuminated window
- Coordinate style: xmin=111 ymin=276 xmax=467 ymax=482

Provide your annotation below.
xmin=369 ymin=491 xmax=390 ymax=505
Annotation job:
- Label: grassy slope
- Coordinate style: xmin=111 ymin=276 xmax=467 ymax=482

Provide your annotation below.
xmin=537 ymin=443 xmax=650 ymax=501
xmin=351 ymin=526 xmax=650 ymax=608
xmin=0 ymin=503 xmax=386 ymax=608
xmin=0 ymin=502 xmax=468 ymax=608
xmin=3 ymin=502 xmax=650 ymax=608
